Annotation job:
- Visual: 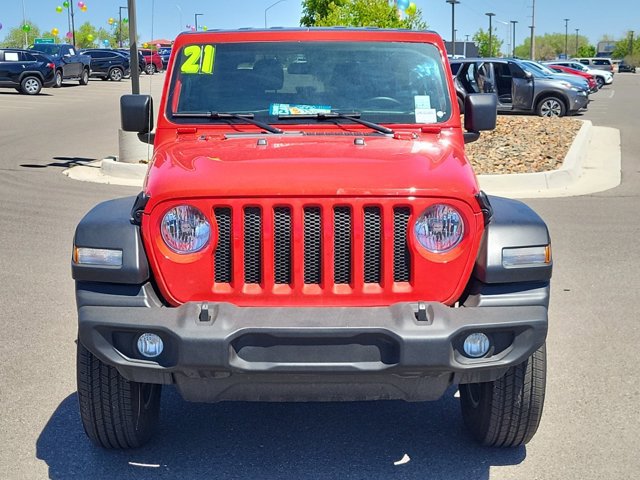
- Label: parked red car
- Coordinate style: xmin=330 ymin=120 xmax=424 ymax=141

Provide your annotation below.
xmin=548 ymin=64 xmax=598 ymax=92
xmin=139 ymin=48 xmax=163 ymax=74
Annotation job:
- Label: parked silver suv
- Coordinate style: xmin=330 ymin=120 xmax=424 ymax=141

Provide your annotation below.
xmin=451 ymin=58 xmax=589 ymax=117
xmin=571 ymin=57 xmax=614 ymax=74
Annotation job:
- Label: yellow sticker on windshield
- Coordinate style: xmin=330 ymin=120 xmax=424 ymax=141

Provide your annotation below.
xmin=180 ymin=45 xmax=215 ymax=74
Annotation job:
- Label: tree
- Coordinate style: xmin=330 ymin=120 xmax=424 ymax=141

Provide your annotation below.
xmin=576 ymin=44 xmax=596 ymax=57
xmin=514 ymin=34 xmax=595 ymax=60
xmin=473 ymin=28 xmax=503 ymax=57
xmin=303 ymin=0 xmax=426 ymax=30
xmin=301 ymin=0 xmax=346 ymax=27
xmin=0 ymin=22 xmax=41 ymax=48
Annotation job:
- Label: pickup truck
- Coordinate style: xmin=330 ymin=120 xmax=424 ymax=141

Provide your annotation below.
xmin=29 ymin=43 xmax=91 ymax=87
xmin=72 ymin=28 xmax=552 ymax=449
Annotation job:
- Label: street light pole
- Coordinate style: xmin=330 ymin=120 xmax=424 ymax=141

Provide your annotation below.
xmin=575 ymin=28 xmax=579 ymax=56
xmin=511 ymin=20 xmax=518 ymax=57
xmin=119 ymin=6 xmax=128 ymax=47
xmin=446 ymin=0 xmax=460 ymax=57
xmin=564 ymin=18 xmax=570 ymax=58
xmin=264 ymin=0 xmax=286 ymax=28
xmin=485 ymin=13 xmax=495 ymax=57
xmin=194 ymin=13 xmax=203 ymax=31
xmin=529 ymin=0 xmax=536 ymax=59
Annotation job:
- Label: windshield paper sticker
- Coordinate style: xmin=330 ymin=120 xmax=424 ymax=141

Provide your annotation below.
xmin=414 ymin=95 xmax=437 ymax=123
xmin=269 ymin=103 xmax=332 ymax=115
xmin=181 ymin=45 xmax=215 ymax=74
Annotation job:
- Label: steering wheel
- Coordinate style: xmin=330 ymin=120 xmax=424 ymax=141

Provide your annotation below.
xmin=362 ymin=96 xmax=402 ymax=106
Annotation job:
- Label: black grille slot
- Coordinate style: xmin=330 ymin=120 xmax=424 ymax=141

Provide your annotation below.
xmin=393 ymin=207 xmax=411 ymax=282
xmin=274 ymin=207 xmax=292 ymax=284
xmin=363 ymin=207 xmax=382 ymax=283
xmin=244 ymin=207 xmax=262 ymax=284
xmin=214 ymin=207 xmax=232 ymax=283
xmin=304 ymin=207 xmax=322 ymax=284
xmin=333 ymin=206 xmax=352 ymax=284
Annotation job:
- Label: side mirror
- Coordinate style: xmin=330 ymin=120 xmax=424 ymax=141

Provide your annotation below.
xmin=524 ymin=70 xmax=533 ymax=81
xmin=120 ymin=94 xmax=153 ymax=134
xmin=463 ymin=93 xmax=497 ymax=144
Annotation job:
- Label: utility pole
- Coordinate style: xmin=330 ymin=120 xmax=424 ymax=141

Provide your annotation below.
xmin=630 ymin=31 xmax=635 ymax=55
xmin=511 ymin=21 xmax=518 ymax=57
xmin=69 ymin=0 xmax=76 ymax=47
xmin=575 ymin=28 xmax=579 ymax=56
xmin=485 ymin=13 xmax=495 ymax=57
xmin=529 ymin=0 xmax=536 ymax=59
xmin=446 ymin=0 xmax=460 ymax=57
xmin=127 ymin=0 xmax=139 ymax=94
xmin=564 ymin=18 xmax=570 ymax=58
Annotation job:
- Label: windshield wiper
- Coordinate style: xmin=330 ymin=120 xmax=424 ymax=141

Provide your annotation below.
xmin=278 ymin=112 xmax=394 ymax=135
xmin=173 ymin=111 xmax=283 ymax=134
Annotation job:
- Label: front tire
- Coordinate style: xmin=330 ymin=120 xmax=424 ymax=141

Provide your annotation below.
xmin=145 ymin=63 xmax=156 ymax=75
xmin=76 ymin=342 xmax=161 ymax=449
xmin=536 ymin=96 xmax=566 ymax=117
xmin=53 ymin=70 xmax=63 ymax=88
xmin=460 ymin=343 xmax=546 ymax=447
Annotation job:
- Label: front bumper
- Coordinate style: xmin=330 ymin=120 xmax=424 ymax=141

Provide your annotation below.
xmin=569 ymin=91 xmax=590 ymax=112
xmin=78 ymin=295 xmax=548 ymax=402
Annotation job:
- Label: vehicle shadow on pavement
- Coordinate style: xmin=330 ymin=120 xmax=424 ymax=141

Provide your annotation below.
xmin=20 ymin=157 xmax=97 ymax=169
xmin=37 ymin=388 xmax=525 ymax=480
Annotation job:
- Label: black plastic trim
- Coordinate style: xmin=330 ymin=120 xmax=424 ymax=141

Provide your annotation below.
xmin=473 ymin=196 xmax=552 ymax=284
xmin=72 ymin=196 xmax=150 ymax=284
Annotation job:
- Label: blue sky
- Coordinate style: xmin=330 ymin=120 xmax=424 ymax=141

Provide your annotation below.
xmin=1 ymin=0 xmax=636 ymax=50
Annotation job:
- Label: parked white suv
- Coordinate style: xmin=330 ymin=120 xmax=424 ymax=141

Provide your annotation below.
xmin=543 ymin=60 xmax=613 ymax=89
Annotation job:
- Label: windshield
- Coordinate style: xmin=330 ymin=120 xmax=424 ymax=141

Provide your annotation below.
xmin=167 ymin=41 xmax=452 ymax=126
xmin=30 ymin=44 xmax=59 ymax=55
xmin=526 ymin=62 xmax=555 ymax=75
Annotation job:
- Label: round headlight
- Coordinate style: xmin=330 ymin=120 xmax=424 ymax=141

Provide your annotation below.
xmin=161 ymin=205 xmax=210 ymax=254
xmin=414 ymin=204 xmax=464 ymax=253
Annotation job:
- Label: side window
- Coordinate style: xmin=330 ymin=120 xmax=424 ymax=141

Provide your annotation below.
xmin=509 ymin=62 xmax=526 ymax=79
xmin=20 ymin=52 xmax=37 ymax=62
xmin=4 ymin=51 xmax=20 ymax=62
xmin=578 ymin=59 xmax=589 ymax=65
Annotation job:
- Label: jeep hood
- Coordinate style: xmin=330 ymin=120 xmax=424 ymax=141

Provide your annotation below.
xmin=144 ymin=131 xmax=479 ymax=203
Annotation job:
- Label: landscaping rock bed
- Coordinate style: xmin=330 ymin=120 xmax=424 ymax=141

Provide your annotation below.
xmin=467 ymin=115 xmax=583 ymax=174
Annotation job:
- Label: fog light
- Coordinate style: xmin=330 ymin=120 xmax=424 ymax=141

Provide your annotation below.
xmin=137 ymin=333 xmax=164 ymax=358
xmin=463 ymin=333 xmax=490 ymax=358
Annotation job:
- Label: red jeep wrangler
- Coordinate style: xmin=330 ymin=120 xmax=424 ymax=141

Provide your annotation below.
xmin=72 ymin=28 xmax=552 ymax=449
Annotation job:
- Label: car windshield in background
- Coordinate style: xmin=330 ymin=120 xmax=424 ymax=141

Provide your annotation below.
xmin=168 ymin=41 xmax=452 ymax=126
xmin=30 ymin=44 xmax=59 ymax=56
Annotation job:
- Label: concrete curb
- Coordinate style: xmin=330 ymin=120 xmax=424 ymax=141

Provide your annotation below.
xmin=64 ymin=119 xmax=622 ymax=198
xmin=478 ymin=121 xmax=621 ymax=198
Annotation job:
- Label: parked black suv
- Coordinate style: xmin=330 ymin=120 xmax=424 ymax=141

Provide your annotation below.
xmin=0 ymin=48 xmax=56 ymax=95
xmin=80 ymin=49 xmax=130 ymax=81
xmin=116 ymin=48 xmax=146 ymax=74
xmin=618 ymin=61 xmax=636 ymax=73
